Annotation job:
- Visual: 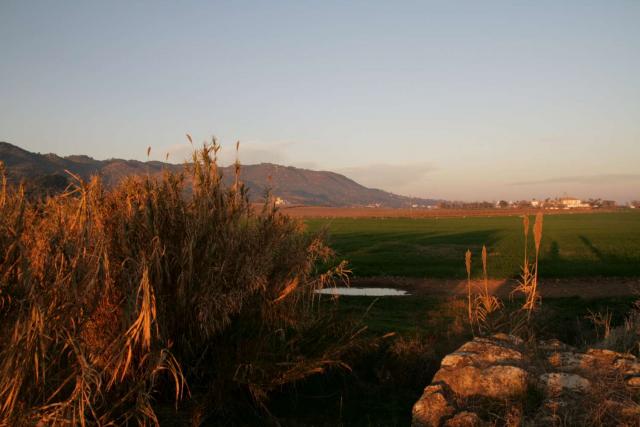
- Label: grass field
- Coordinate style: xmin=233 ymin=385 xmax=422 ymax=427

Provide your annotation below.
xmin=306 ymin=211 xmax=640 ymax=279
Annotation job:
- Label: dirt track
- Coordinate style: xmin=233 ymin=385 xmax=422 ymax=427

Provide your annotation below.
xmin=350 ymin=276 xmax=640 ymax=298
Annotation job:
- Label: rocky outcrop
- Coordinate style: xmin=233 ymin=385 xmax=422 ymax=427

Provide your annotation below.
xmin=412 ymin=334 xmax=640 ymax=426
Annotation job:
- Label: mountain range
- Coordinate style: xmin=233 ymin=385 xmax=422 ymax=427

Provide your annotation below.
xmin=0 ymin=142 xmax=436 ymax=207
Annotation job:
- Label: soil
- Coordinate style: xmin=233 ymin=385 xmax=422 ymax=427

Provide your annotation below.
xmin=350 ymin=276 xmax=640 ymax=298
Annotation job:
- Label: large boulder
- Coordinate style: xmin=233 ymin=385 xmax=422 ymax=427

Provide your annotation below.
xmin=411 ymin=335 xmax=640 ymax=426
xmin=412 ymin=384 xmax=455 ymax=427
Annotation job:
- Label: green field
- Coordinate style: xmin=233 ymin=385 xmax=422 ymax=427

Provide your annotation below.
xmin=306 ymin=211 xmax=640 ymax=279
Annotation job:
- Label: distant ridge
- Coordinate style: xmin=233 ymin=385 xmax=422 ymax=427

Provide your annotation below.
xmin=0 ymin=142 xmax=437 ymax=207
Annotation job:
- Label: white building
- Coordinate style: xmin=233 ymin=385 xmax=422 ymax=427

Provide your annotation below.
xmin=559 ymin=197 xmax=588 ymax=209
xmin=274 ymin=197 xmax=288 ymax=206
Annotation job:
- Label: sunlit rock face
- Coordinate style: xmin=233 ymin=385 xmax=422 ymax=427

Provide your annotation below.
xmin=411 ymin=334 xmax=640 ymax=426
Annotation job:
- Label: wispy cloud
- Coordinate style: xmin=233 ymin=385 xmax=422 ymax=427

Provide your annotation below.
xmin=510 ymin=174 xmax=640 ymax=186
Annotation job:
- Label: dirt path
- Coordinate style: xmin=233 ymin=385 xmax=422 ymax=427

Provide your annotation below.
xmin=350 ymin=276 xmax=640 ymax=298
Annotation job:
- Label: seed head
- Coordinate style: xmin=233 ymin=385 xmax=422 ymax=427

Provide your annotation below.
xmin=534 ymin=212 xmax=544 ymax=252
xmin=482 ymin=245 xmax=488 ymax=276
xmin=465 ymin=249 xmax=472 ymax=277
xmin=523 ymin=215 xmax=530 ymax=238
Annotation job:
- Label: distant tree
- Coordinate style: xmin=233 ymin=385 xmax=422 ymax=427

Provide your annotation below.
xmin=498 ymin=200 xmax=509 ymax=208
xmin=586 ymin=198 xmax=603 ymax=208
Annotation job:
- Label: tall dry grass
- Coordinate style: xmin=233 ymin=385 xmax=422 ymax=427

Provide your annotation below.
xmin=465 ymin=249 xmax=473 ymax=330
xmin=473 ymin=246 xmax=503 ymax=334
xmin=465 ymin=212 xmax=545 ymax=336
xmin=514 ymin=212 xmax=544 ymax=320
xmin=0 ymin=141 xmax=357 ymax=425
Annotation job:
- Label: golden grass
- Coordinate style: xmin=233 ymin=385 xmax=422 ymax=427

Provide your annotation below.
xmin=514 ymin=213 xmax=544 ymax=320
xmin=0 ymin=143 xmax=358 ymax=425
xmin=465 ymin=213 xmax=545 ymax=336
xmin=465 ymin=249 xmax=472 ymax=329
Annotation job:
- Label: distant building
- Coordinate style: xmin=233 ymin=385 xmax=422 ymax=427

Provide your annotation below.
xmin=531 ymin=199 xmax=541 ymax=208
xmin=559 ymin=197 xmax=588 ymax=209
xmin=274 ymin=197 xmax=288 ymax=206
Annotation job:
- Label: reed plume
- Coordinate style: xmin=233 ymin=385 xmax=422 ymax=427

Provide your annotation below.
xmin=471 ymin=245 xmax=502 ymax=334
xmin=522 ymin=215 xmax=530 ymax=277
xmin=482 ymin=245 xmax=488 ymax=294
xmin=534 ymin=212 xmax=543 ymax=254
xmin=465 ymin=249 xmax=472 ymax=328
xmin=513 ymin=212 xmax=544 ymax=320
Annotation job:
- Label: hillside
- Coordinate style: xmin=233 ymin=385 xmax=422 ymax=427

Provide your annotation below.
xmin=0 ymin=142 xmax=436 ymax=207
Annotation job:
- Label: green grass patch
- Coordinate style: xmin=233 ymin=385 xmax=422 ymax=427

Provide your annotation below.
xmin=306 ymin=212 xmax=640 ymax=278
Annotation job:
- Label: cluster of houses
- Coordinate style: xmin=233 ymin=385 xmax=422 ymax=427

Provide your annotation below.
xmin=274 ymin=196 xmax=631 ymax=210
xmin=433 ymin=197 xmax=616 ymax=210
xmin=496 ymin=197 xmax=616 ymax=210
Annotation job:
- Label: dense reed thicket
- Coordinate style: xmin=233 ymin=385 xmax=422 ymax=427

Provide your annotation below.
xmin=0 ymin=142 xmax=357 ymax=425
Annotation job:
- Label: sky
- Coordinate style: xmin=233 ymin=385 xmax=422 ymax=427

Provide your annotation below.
xmin=1 ymin=1 xmax=639 ymax=202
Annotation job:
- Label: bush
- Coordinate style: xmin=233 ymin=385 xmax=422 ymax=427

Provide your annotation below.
xmin=0 ymin=144 xmax=356 ymax=425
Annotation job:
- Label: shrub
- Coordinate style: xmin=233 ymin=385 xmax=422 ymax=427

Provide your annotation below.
xmin=0 ymin=142 xmax=356 ymax=425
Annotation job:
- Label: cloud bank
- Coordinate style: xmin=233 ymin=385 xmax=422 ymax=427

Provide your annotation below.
xmin=338 ymin=163 xmax=436 ymax=192
xmin=511 ymin=174 xmax=640 ymax=186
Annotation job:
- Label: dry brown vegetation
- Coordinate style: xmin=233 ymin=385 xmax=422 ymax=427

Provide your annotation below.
xmin=465 ymin=213 xmax=546 ymax=338
xmin=0 ymin=142 xmax=360 ymax=425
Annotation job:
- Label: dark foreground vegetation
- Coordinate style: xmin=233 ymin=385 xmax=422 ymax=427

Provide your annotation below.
xmin=0 ymin=144 xmax=362 ymax=425
xmin=1 ymin=145 xmax=638 ymax=426
xmin=271 ymin=295 xmax=638 ymax=426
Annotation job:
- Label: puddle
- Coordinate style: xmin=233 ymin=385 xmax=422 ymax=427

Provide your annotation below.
xmin=315 ymin=287 xmax=409 ymax=296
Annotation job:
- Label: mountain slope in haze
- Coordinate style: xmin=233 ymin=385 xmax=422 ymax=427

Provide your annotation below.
xmin=0 ymin=142 xmax=436 ymax=207
xmin=235 ymin=163 xmax=433 ymax=207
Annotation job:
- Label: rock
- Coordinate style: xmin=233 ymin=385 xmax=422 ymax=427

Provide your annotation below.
xmin=431 ymin=336 xmax=529 ymax=401
xmin=613 ymin=356 xmax=640 ymax=376
xmin=491 ymin=333 xmax=524 ymax=346
xmin=602 ymin=399 xmax=640 ymax=421
xmin=434 ymin=365 xmax=528 ymax=399
xmin=538 ymin=339 xmax=574 ymax=352
xmin=626 ymin=375 xmax=640 ymax=387
xmin=539 ymin=373 xmax=591 ymax=396
xmin=543 ymin=398 xmax=568 ymax=410
xmin=444 ymin=411 xmax=482 ymax=427
xmin=547 ymin=351 xmax=595 ymax=371
xmin=454 ymin=339 xmax=524 ymax=365
xmin=412 ymin=384 xmax=455 ymax=427
xmin=440 ymin=336 xmax=524 ymax=370
xmin=586 ymin=348 xmax=619 ymax=359
xmin=413 ymin=335 xmax=640 ymax=425
xmin=620 ymin=404 xmax=640 ymax=418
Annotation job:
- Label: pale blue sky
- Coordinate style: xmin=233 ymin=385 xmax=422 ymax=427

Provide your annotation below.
xmin=1 ymin=1 xmax=639 ymax=201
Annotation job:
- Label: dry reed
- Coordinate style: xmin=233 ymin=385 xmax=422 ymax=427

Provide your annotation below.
xmin=0 ymin=143 xmax=358 ymax=425
xmin=514 ymin=213 xmax=544 ymax=320
xmin=465 ymin=249 xmax=472 ymax=329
